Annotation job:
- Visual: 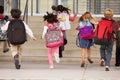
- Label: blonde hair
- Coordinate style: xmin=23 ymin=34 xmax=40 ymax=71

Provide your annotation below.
xmin=104 ymin=9 xmax=113 ymax=20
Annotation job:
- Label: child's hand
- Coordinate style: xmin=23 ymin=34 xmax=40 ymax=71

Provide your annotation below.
xmin=32 ymin=37 xmax=37 ymax=40
xmin=41 ymin=35 xmax=44 ymax=39
xmin=74 ymin=13 xmax=77 ymax=17
xmin=69 ymin=13 xmax=77 ymax=22
xmin=75 ymin=27 xmax=78 ymax=30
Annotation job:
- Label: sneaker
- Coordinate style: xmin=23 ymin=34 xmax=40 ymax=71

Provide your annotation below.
xmin=3 ymin=48 xmax=9 ymax=53
xmin=81 ymin=63 xmax=85 ymax=67
xmin=100 ymin=60 xmax=104 ymax=66
xmin=14 ymin=54 xmax=20 ymax=69
xmin=88 ymin=58 xmax=93 ymax=63
xmin=49 ymin=65 xmax=54 ymax=69
xmin=19 ymin=65 xmax=21 ymax=68
xmin=105 ymin=67 xmax=109 ymax=71
xmin=54 ymin=54 xmax=60 ymax=63
xmin=115 ymin=65 xmax=120 ymax=69
xmin=59 ymin=55 xmax=63 ymax=58
xmin=116 ymin=66 xmax=120 ymax=69
xmin=59 ymin=53 xmax=63 ymax=58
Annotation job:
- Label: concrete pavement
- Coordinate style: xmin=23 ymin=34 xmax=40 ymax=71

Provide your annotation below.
xmin=0 ymin=60 xmax=120 ymax=80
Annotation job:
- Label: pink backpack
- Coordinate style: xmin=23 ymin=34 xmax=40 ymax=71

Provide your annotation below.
xmin=45 ymin=23 xmax=64 ymax=48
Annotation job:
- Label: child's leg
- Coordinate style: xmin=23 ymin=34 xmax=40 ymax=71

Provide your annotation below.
xmin=10 ymin=45 xmax=17 ymax=57
xmin=3 ymin=41 xmax=9 ymax=53
xmin=81 ymin=48 xmax=86 ymax=67
xmin=17 ymin=45 xmax=22 ymax=65
xmin=48 ymin=48 xmax=53 ymax=67
xmin=115 ymin=46 xmax=120 ymax=67
xmin=87 ymin=48 xmax=93 ymax=63
xmin=59 ymin=32 xmax=67 ymax=58
xmin=54 ymin=47 xmax=60 ymax=63
xmin=59 ymin=45 xmax=64 ymax=58
xmin=10 ymin=45 xmax=20 ymax=69
xmin=81 ymin=48 xmax=86 ymax=63
xmin=54 ymin=47 xmax=59 ymax=55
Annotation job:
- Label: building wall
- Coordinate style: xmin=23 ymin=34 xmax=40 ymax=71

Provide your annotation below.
xmin=3 ymin=0 xmax=120 ymax=15
xmin=78 ymin=0 xmax=87 ymax=14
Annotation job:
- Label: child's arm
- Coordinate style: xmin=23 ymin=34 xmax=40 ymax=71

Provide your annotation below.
xmin=90 ymin=19 xmax=98 ymax=32
xmin=112 ymin=21 xmax=120 ymax=31
xmin=42 ymin=26 xmax=48 ymax=39
xmin=23 ymin=21 xmax=36 ymax=40
xmin=1 ymin=21 xmax=10 ymax=32
xmin=74 ymin=22 xmax=79 ymax=30
xmin=69 ymin=13 xmax=77 ymax=22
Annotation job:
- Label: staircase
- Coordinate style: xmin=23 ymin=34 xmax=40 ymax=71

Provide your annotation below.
xmin=0 ymin=16 xmax=116 ymax=63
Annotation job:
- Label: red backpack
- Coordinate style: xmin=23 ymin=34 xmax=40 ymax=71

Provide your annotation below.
xmin=94 ymin=19 xmax=113 ymax=45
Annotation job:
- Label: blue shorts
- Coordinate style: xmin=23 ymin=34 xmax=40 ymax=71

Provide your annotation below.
xmin=79 ymin=37 xmax=93 ymax=48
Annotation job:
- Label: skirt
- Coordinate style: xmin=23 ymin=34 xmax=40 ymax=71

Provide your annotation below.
xmin=78 ymin=36 xmax=93 ymax=48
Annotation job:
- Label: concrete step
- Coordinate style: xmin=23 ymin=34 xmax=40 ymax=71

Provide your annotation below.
xmin=0 ymin=44 xmax=116 ymax=62
xmin=0 ymin=16 xmax=116 ymax=63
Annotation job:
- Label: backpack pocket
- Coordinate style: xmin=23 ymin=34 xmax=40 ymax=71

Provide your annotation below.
xmin=45 ymin=30 xmax=64 ymax=48
xmin=94 ymin=37 xmax=109 ymax=45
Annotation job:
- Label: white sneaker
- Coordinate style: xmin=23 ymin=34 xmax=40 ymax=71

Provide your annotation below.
xmin=54 ymin=54 xmax=60 ymax=63
xmin=49 ymin=65 xmax=54 ymax=69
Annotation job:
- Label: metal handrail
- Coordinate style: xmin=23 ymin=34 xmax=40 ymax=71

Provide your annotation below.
xmin=23 ymin=0 xmax=28 ymax=23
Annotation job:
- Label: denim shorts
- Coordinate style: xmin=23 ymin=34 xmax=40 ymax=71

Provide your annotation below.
xmin=79 ymin=37 xmax=93 ymax=48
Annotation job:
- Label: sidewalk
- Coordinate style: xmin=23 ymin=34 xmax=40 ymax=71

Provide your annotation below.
xmin=0 ymin=61 xmax=120 ymax=80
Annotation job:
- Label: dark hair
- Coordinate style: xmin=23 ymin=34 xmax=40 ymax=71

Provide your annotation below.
xmin=43 ymin=12 xmax=58 ymax=23
xmin=56 ymin=5 xmax=71 ymax=14
xmin=51 ymin=5 xmax=57 ymax=11
xmin=10 ymin=9 xmax=21 ymax=19
xmin=0 ymin=5 xmax=4 ymax=14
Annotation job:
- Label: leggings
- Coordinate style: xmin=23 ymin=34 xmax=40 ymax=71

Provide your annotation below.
xmin=48 ymin=47 xmax=59 ymax=66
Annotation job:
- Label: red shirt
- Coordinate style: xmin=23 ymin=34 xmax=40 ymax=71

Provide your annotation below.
xmin=0 ymin=15 xmax=4 ymax=19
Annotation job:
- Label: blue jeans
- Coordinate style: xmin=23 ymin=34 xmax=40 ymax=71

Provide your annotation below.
xmin=100 ymin=41 xmax=114 ymax=67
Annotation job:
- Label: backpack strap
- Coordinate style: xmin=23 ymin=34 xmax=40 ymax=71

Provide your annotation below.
xmin=46 ymin=23 xmax=59 ymax=30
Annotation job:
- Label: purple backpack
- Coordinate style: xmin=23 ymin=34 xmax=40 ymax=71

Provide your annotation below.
xmin=79 ymin=26 xmax=94 ymax=40
xmin=78 ymin=19 xmax=95 ymax=40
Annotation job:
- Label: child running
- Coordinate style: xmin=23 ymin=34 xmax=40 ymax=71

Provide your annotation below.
xmin=76 ymin=12 xmax=97 ymax=67
xmin=42 ymin=12 xmax=62 ymax=69
xmin=1 ymin=9 xmax=36 ymax=69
